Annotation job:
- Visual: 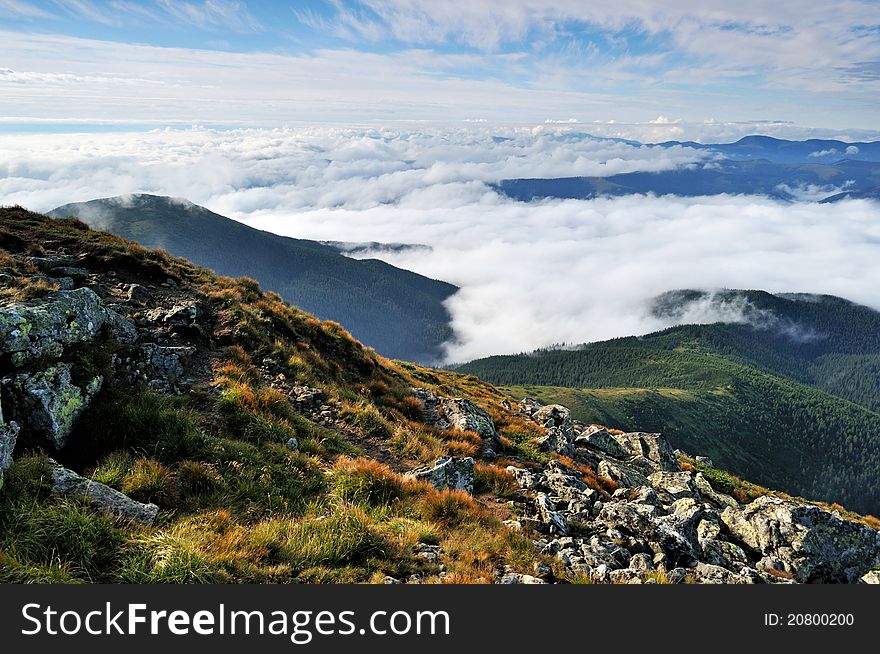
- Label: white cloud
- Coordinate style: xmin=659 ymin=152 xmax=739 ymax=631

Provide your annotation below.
xmin=4 ymin=126 xmax=880 ymax=363
xmin=808 ymin=148 xmax=838 ymax=157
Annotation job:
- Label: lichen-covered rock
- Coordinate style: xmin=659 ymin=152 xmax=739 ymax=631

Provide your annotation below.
xmin=0 ymin=396 xmax=20 ymax=485
xmin=648 ymin=471 xmax=700 ymax=500
xmin=597 ymin=459 xmax=650 ymax=488
xmin=437 ymin=398 xmax=496 ymax=440
xmin=2 ymin=364 xmax=102 ymax=449
xmin=694 ymin=472 xmax=739 ymax=509
xmin=535 ymin=493 xmax=569 ymax=535
xmin=406 ymin=456 xmax=474 ymax=493
xmin=48 ymin=458 xmax=158 ymax=525
xmin=0 ymin=288 xmax=114 ymax=365
xmin=611 ymin=432 xmax=681 ymax=472
xmin=721 ymin=496 xmax=880 ymax=583
xmin=138 ymin=344 xmax=195 ymax=384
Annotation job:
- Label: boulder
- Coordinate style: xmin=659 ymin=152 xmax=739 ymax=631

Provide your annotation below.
xmin=648 ymin=471 xmax=700 ymax=500
xmin=599 ymin=501 xmax=696 ymax=566
xmin=48 ymin=459 xmax=158 ymax=525
xmin=721 ymin=496 xmax=880 ymax=583
xmin=125 ymin=283 xmax=153 ymax=306
xmin=536 ymin=425 xmax=575 ymax=457
xmin=532 ymin=404 xmax=573 ymax=435
xmin=535 ymin=493 xmax=569 ymax=535
xmin=575 ymin=427 xmax=630 ymax=458
xmin=137 ymin=344 xmax=195 ymax=385
xmin=0 ymin=288 xmax=114 ymax=365
xmin=597 ymin=459 xmax=650 ymax=488
xmin=406 ymin=456 xmax=474 ymax=493
xmin=694 ymin=472 xmax=739 ymax=509
xmin=2 ymin=364 xmax=102 ymax=449
xmin=611 ymin=432 xmax=680 ymax=472
xmin=436 ymin=398 xmax=497 ymax=440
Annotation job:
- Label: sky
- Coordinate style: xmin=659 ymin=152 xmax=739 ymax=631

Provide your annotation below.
xmin=1 ymin=0 xmax=880 ymax=132
xmin=2 ymin=2 xmax=880 ymax=361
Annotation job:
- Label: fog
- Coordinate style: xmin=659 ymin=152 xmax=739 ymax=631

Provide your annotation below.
xmin=3 ymin=126 xmax=879 ymax=362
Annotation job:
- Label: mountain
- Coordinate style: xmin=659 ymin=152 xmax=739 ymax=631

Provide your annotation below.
xmin=47 ymin=194 xmax=455 ymax=363
xmin=496 ymin=158 xmax=880 ymax=203
xmin=456 ymin=290 xmax=880 ymax=515
xmin=2 ymin=207 xmax=878 ymax=585
xmin=820 ymin=187 xmax=880 ymax=203
xmin=658 ymin=135 xmax=880 ymax=164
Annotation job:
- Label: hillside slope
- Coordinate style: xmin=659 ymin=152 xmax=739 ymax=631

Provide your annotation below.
xmin=48 ymin=194 xmax=456 ymax=363
xmin=1 ymin=209 xmax=878 ymax=585
xmin=458 ymin=291 xmax=880 ymax=515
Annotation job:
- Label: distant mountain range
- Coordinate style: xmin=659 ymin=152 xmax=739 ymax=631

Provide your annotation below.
xmin=48 ymin=195 xmax=455 ymax=363
xmin=497 ymin=158 xmax=880 ymax=203
xmin=456 ymin=290 xmax=880 ymax=515
xmin=658 ymin=135 xmax=880 ymax=164
xmin=496 ymin=134 xmax=880 ymax=203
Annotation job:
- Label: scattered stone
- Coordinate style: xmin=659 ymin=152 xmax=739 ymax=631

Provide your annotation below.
xmin=286 ymin=438 xmax=299 ymax=452
xmin=2 ymin=364 xmax=102 ymax=449
xmin=406 ymin=456 xmax=475 ymax=493
xmin=48 ymin=458 xmax=158 ymax=525
xmin=536 ymin=425 xmax=575 ymax=457
xmin=648 ymin=471 xmax=699 ymax=500
xmin=695 ymin=455 xmax=714 ymax=467
xmin=535 ymin=493 xmax=568 ymax=535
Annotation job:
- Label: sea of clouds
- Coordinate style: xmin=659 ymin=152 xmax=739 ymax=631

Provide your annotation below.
xmin=3 ymin=125 xmax=879 ymax=362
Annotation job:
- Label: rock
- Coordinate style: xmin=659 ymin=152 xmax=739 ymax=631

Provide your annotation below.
xmin=0 ymin=397 xmax=21 ymax=485
xmin=48 ymin=458 xmax=158 ymax=525
xmin=575 ymin=427 xmax=630 ymax=458
xmin=49 ymin=266 xmax=89 ymax=281
xmin=518 ymin=397 xmax=544 ymax=417
xmin=860 ymin=570 xmax=880 ymax=584
xmin=497 ymin=572 xmax=547 ymax=584
xmin=437 ymin=398 xmax=497 ymax=440
xmin=0 ymin=288 xmax=115 ymax=365
xmin=382 ymin=575 xmax=402 ymax=584
xmin=693 ymin=562 xmax=754 ymax=584
xmin=137 ymin=344 xmax=195 ymax=384
xmin=145 ymin=302 xmax=199 ymax=327
xmin=648 ymin=471 xmax=699 ymax=500
xmin=506 ymin=465 xmax=544 ymax=490
xmin=414 ymin=543 xmax=442 ymax=563
xmin=286 ymin=437 xmax=299 ymax=452
xmin=611 ymin=432 xmax=680 ymax=472
xmin=2 ymin=364 xmax=102 ymax=449
xmin=532 ymin=404 xmax=573 ymax=435
xmin=406 ymin=456 xmax=474 ymax=493
xmin=629 ymin=552 xmax=654 ymax=572
xmin=536 ymin=425 xmax=575 ymax=457
xmin=597 ymin=459 xmax=650 ymax=488
xmin=695 ymin=455 xmax=714 ymax=467
xmin=125 ymin=283 xmax=153 ymax=306
xmin=599 ymin=501 xmax=696 ymax=566
xmin=721 ymin=496 xmax=880 ymax=583
xmin=535 ymin=493 xmax=569 ymax=535
xmin=694 ymin=472 xmax=739 ymax=509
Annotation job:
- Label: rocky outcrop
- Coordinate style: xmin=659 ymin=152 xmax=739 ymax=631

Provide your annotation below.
xmin=0 ymin=288 xmax=133 ymax=366
xmin=1 ymin=364 xmax=102 ymax=449
xmin=414 ymin=388 xmax=500 ymax=458
xmin=721 ymin=497 xmax=880 ymax=583
xmin=406 ymin=456 xmax=475 ymax=493
xmin=575 ymin=427 xmax=630 ymax=459
xmin=48 ymin=459 xmax=159 ymax=525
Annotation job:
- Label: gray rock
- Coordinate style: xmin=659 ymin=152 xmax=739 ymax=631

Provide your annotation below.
xmin=575 ymin=427 xmax=630 ymax=458
xmin=648 ymin=471 xmax=700 ymax=500
xmin=597 ymin=459 xmax=650 ymax=488
xmin=48 ymin=458 xmax=158 ymax=525
xmin=535 ymin=493 xmax=569 ymax=535
xmin=286 ymin=437 xmax=299 ymax=452
xmin=2 ymin=364 xmax=102 ymax=449
xmin=0 ymin=288 xmax=113 ymax=365
xmin=126 ymin=283 xmax=153 ymax=306
xmin=599 ymin=501 xmax=696 ymax=566
xmin=532 ymin=404 xmax=573 ymax=434
xmin=497 ymin=572 xmax=546 ymax=584
xmin=0 ymin=396 xmax=21 ymax=485
xmin=137 ymin=344 xmax=195 ymax=384
xmin=437 ymin=398 xmax=497 ymax=440
xmin=611 ymin=432 xmax=681 ymax=472
xmin=536 ymin=425 xmax=575 ymax=457
xmin=694 ymin=472 xmax=739 ymax=509
xmin=695 ymin=455 xmax=714 ymax=467
xmin=721 ymin=496 xmax=880 ymax=583
xmin=506 ymin=465 xmax=545 ymax=490
xmin=406 ymin=456 xmax=474 ymax=493
xmin=629 ymin=552 xmax=655 ymax=572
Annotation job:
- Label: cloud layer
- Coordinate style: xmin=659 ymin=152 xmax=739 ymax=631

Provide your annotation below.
xmin=4 ymin=126 xmax=880 ymax=362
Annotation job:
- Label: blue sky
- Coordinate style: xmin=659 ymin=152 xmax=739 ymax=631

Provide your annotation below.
xmin=1 ymin=1 xmax=879 ymax=137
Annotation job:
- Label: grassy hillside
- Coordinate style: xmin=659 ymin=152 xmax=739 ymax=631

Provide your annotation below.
xmin=48 ymin=194 xmax=456 ymax=363
xmin=458 ymin=291 xmax=880 ymax=515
